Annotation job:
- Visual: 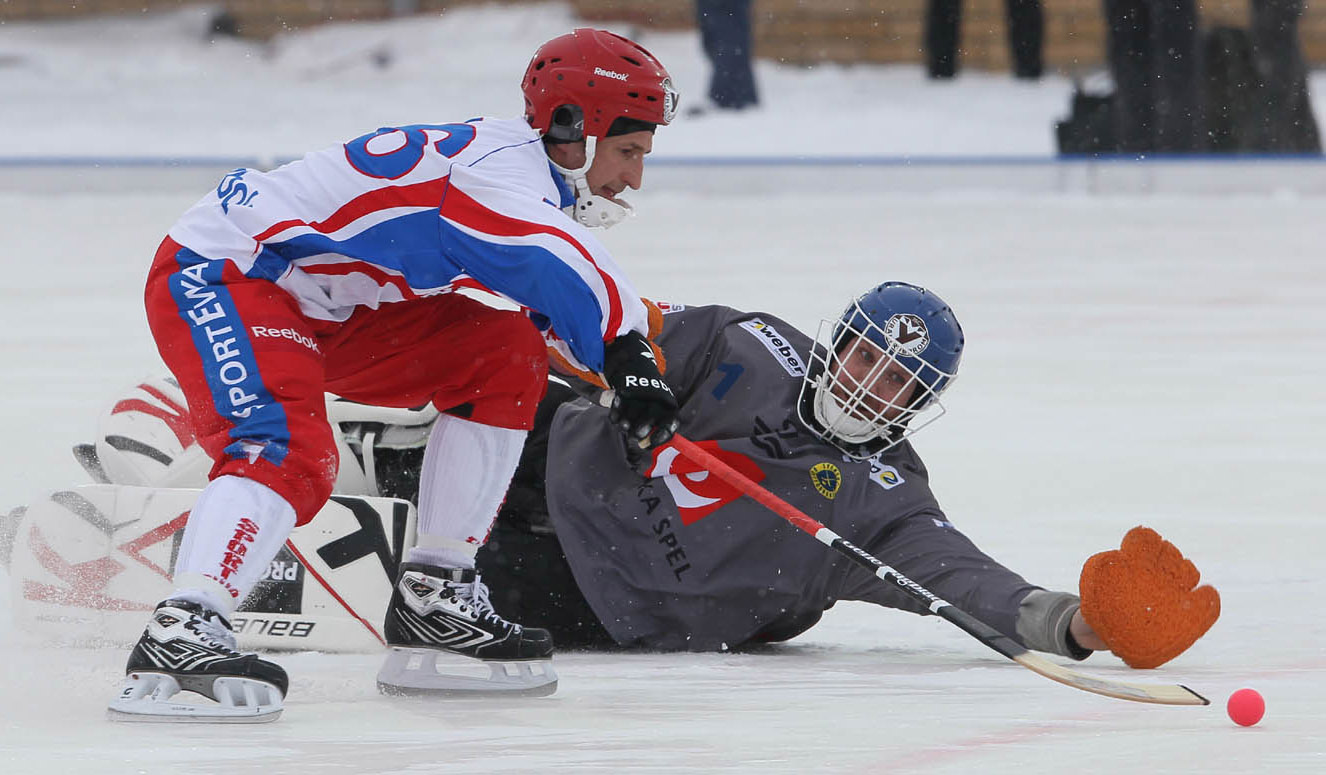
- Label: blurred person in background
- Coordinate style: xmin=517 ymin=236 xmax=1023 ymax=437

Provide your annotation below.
xmin=925 ymin=0 xmax=1044 ymax=79
xmin=693 ymin=0 xmax=760 ymax=112
xmin=1103 ymin=0 xmax=1206 ymax=151
xmin=1238 ymin=0 xmax=1319 ymax=151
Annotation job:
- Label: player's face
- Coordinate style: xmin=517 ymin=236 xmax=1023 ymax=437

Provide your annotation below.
xmin=586 ymin=130 xmax=653 ymax=201
xmin=830 ymin=336 xmax=918 ymax=422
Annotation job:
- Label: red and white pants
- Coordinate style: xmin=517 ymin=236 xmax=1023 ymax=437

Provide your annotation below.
xmin=144 ymin=236 xmax=549 ymax=527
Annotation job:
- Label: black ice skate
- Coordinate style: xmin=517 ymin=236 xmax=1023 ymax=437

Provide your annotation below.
xmin=376 ymin=563 xmax=557 ymax=697
xmin=107 ymin=599 xmax=288 ymax=723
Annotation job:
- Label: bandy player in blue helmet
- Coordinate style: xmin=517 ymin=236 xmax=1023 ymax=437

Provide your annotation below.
xmin=109 ymin=29 xmax=683 ymax=722
xmin=467 ymin=282 xmax=1135 ymax=656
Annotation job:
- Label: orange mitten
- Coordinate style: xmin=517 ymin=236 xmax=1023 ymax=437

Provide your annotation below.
xmin=547 ymin=348 xmax=609 ymax=389
xmin=643 ymin=297 xmax=665 ymax=340
xmin=1079 ymin=526 xmax=1220 ymax=669
xmin=640 ymin=298 xmax=668 ymax=375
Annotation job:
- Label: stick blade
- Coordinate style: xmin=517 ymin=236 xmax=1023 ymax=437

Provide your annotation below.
xmin=1014 ymin=652 xmax=1209 ymax=706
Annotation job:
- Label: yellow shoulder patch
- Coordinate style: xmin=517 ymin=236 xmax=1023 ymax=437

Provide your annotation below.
xmin=810 ymin=462 xmax=842 ymax=500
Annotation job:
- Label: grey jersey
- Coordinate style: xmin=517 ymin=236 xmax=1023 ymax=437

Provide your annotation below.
xmin=545 ymin=304 xmax=1083 ymax=656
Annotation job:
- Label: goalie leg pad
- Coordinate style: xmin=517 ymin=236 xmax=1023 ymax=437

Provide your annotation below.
xmin=108 ymin=672 xmax=285 ymax=723
xmin=376 ymin=646 xmax=557 ymax=697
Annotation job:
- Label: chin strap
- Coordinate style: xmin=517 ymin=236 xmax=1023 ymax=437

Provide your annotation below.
xmin=812 ymin=374 xmax=880 ymax=445
xmin=549 ymin=136 xmax=634 ymax=229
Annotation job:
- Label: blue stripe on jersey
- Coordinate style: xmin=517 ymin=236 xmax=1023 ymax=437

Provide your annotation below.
xmin=547 ymin=161 xmax=576 ymax=208
xmin=254 ymin=210 xmax=465 ymax=289
xmin=465 ymin=136 xmax=542 ymax=168
xmin=168 ymin=249 xmax=292 ymax=465
xmin=437 ymin=218 xmax=607 ymax=372
xmin=246 ymin=247 xmax=291 ymax=282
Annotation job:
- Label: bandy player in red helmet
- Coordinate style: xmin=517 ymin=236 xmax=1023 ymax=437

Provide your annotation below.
xmin=109 ymin=29 xmax=682 ymax=722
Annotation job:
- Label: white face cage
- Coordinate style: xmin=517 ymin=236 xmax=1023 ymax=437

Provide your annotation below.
xmin=797 ymin=310 xmax=958 ymax=460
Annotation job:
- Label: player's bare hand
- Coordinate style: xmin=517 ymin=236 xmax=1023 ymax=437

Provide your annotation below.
xmin=1069 ymin=609 xmax=1108 ymax=651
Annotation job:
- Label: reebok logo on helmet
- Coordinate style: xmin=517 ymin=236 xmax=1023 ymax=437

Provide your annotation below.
xmin=593 ymin=67 xmax=629 ymax=81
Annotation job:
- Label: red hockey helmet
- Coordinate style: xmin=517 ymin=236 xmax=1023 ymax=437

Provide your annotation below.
xmin=522 ymin=28 xmax=678 ymax=142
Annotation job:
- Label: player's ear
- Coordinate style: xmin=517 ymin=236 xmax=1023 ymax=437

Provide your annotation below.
xmin=544 ymin=138 xmax=586 ymax=169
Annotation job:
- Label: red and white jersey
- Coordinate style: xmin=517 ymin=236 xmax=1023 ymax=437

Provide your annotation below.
xmin=167 ymin=117 xmax=646 ymax=373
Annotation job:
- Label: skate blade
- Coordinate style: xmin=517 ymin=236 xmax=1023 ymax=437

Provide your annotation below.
xmin=376 ymin=647 xmax=558 ymax=698
xmin=107 ymin=672 xmax=284 ymax=723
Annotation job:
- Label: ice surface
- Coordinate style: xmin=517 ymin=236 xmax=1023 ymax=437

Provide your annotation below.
xmin=1 ymin=4 xmax=1325 ymax=774
xmin=3 ymin=179 xmax=1322 ymax=774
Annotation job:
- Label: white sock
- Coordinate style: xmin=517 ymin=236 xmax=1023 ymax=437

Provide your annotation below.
xmin=171 ymin=475 xmax=297 ymax=617
xmin=408 ymin=414 xmax=526 ymax=570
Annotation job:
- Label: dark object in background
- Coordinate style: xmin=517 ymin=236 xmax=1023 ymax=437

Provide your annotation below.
xmin=696 ymin=0 xmax=759 ymax=110
xmin=1059 ymin=2 xmax=1321 ymax=155
xmin=1056 ymin=88 xmax=1118 ymax=154
xmin=1243 ymin=0 xmax=1320 ymax=152
xmin=1204 ymin=26 xmax=1261 ymax=152
xmin=1102 ymin=0 xmax=1207 ymax=152
xmin=925 ymin=0 xmax=1044 ymax=79
xmin=1204 ymin=24 xmax=1321 ymax=152
xmin=209 ymin=9 xmax=241 ymax=38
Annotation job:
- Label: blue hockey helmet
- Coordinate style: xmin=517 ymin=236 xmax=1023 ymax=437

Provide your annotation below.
xmin=797 ymin=282 xmax=964 ymax=458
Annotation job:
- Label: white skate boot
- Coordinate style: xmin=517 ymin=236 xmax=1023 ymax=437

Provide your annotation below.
xmin=108 ymin=599 xmax=288 ymax=723
xmin=377 ymin=563 xmax=557 ymax=697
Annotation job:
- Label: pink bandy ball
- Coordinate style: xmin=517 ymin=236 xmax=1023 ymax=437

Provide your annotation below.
xmin=1226 ymin=688 xmax=1265 ymax=727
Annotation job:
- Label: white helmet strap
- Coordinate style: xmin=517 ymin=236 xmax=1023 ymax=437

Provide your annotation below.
xmin=812 ymin=373 xmax=880 ymax=444
xmin=549 ymin=135 xmax=634 ymax=229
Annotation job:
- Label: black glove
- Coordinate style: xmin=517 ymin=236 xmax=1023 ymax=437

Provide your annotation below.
xmin=602 ymin=330 xmax=679 ymax=448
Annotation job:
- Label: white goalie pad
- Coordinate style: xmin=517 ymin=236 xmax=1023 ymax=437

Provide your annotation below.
xmin=107 ymin=672 xmax=284 ymax=724
xmin=377 ymin=647 xmax=558 ymax=697
xmin=83 ymin=376 xmax=439 ymax=496
xmin=8 ymin=484 xmax=416 ymax=653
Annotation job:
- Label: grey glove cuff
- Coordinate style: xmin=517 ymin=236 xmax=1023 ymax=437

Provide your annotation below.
xmin=1015 ymin=589 xmax=1092 ymax=661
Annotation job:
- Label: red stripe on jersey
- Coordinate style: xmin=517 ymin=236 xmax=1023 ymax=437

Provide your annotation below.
xmin=298 ymin=261 xmax=419 ymax=300
xmin=252 ymin=178 xmax=450 ymax=244
xmin=439 ymin=186 xmax=624 ymax=340
xmin=449 ymin=276 xmax=492 ymax=293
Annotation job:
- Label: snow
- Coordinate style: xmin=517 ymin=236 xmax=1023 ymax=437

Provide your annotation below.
xmin=2 ymin=4 xmax=1325 ymax=773
xmin=5 ymin=2 xmax=1326 ymax=161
